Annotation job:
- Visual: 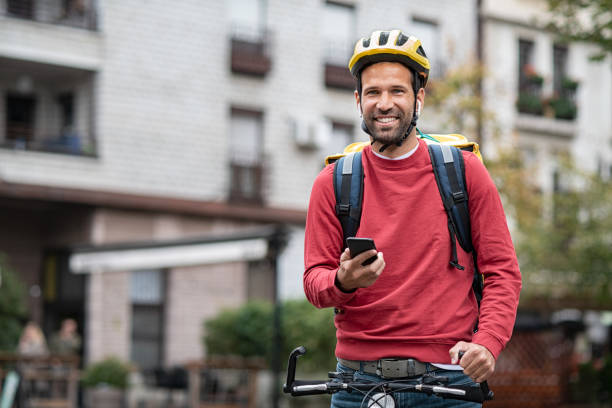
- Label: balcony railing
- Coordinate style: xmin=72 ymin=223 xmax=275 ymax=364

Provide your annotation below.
xmin=229 ymin=162 xmax=266 ymax=205
xmin=2 ymin=0 xmax=98 ymax=30
xmin=323 ymin=40 xmax=354 ymax=90
xmin=230 ymin=25 xmax=272 ymax=77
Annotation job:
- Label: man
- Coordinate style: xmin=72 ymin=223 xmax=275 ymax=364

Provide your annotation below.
xmin=303 ymin=29 xmax=522 ymax=407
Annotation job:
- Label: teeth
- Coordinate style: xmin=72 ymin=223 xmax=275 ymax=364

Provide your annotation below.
xmin=377 ymin=117 xmax=397 ymax=123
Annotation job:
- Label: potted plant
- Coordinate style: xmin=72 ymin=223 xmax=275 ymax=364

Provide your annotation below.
xmin=81 ymin=357 xmax=130 ymax=408
xmin=522 ymin=64 xmax=544 ymax=91
xmin=516 ymin=92 xmax=544 ymax=115
xmin=548 ymin=95 xmax=577 ymax=120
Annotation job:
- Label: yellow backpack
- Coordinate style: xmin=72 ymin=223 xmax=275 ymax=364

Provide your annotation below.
xmin=325 ymin=132 xmax=482 ymax=165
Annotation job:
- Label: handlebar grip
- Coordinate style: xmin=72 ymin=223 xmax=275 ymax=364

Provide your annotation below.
xmin=480 ymin=381 xmax=494 ymax=400
xmin=289 ymin=380 xmax=330 ymax=396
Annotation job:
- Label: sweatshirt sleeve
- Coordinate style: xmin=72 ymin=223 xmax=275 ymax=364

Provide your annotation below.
xmin=464 ymin=152 xmax=522 ymax=359
xmin=303 ymin=164 xmax=357 ymax=308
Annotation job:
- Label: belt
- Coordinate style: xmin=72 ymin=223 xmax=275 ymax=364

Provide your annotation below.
xmin=338 ymin=358 xmax=434 ymax=379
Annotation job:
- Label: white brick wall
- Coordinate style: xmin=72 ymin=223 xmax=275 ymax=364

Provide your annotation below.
xmin=87 ymin=270 xmax=131 ymax=363
xmin=165 ymin=262 xmax=247 ymax=366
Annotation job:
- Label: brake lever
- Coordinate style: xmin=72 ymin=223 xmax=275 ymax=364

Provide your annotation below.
xmin=283 ymin=346 xmax=306 ymax=393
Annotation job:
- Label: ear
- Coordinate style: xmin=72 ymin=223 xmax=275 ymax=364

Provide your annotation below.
xmin=416 ymin=88 xmax=425 ymax=114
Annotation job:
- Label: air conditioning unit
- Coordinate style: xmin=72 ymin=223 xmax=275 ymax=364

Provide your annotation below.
xmin=291 ymin=116 xmax=331 ymax=150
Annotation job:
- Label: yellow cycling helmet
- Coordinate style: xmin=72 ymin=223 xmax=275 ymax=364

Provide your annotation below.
xmin=348 ymin=29 xmax=431 ymax=90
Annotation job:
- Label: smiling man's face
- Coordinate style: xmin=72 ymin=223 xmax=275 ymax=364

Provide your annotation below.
xmin=356 ymin=62 xmax=423 ymax=152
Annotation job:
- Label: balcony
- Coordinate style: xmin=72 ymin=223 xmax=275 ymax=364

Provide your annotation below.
xmin=0 ymin=1 xmax=102 ymax=72
xmin=229 ymin=162 xmax=265 ymax=205
xmin=323 ymin=40 xmax=354 ymax=90
xmin=2 ymin=0 xmax=97 ymax=30
xmin=230 ymin=25 xmax=272 ymax=77
xmin=0 ymin=57 xmax=97 ymax=156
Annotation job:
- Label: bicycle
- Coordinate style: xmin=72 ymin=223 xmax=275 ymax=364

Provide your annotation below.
xmin=283 ymin=346 xmax=494 ymax=407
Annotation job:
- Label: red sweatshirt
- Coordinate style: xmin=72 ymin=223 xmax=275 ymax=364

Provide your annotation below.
xmin=303 ymin=139 xmax=521 ymax=364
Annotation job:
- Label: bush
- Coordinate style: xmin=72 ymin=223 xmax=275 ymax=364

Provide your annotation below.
xmin=81 ymin=357 xmax=131 ymax=389
xmin=0 ymin=255 xmax=27 ymax=351
xmin=204 ymin=299 xmax=336 ymax=372
xmin=204 ymin=301 xmax=275 ymax=361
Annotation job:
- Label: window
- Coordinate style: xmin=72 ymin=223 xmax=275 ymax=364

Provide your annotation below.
xmin=7 ymin=0 xmax=33 ymax=18
xmin=411 ymin=18 xmax=442 ymax=78
xmin=322 ymin=2 xmax=355 ymax=89
xmin=53 ymin=92 xmax=82 ymax=152
xmin=326 ymin=121 xmax=353 ymax=156
xmin=553 ymin=44 xmax=568 ymax=95
xmin=322 ymin=2 xmax=354 ymax=66
xmin=6 ymin=94 xmax=36 ymax=144
xmin=131 ymin=270 xmax=165 ymax=371
xmin=518 ymin=39 xmax=535 ymax=92
xmin=229 ymin=0 xmax=270 ymax=76
xmin=229 ymin=108 xmax=264 ymax=203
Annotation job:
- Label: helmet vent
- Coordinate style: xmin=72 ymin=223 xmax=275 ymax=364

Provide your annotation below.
xmin=417 ymin=46 xmax=428 ymax=58
xmin=362 ymin=38 xmax=371 ymax=47
xmin=396 ymin=33 xmax=409 ymax=46
xmin=379 ymin=31 xmax=390 ymax=46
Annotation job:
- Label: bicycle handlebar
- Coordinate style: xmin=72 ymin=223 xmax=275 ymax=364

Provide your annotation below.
xmin=283 ymin=346 xmax=494 ymax=403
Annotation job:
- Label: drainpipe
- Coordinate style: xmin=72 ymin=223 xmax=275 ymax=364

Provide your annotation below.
xmin=476 ymin=0 xmax=484 ymax=149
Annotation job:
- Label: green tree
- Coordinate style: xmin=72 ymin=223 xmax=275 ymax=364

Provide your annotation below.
xmin=428 ymin=61 xmax=612 ymax=306
xmin=545 ymin=0 xmax=612 ymax=61
xmin=0 ymin=254 xmax=28 ymax=351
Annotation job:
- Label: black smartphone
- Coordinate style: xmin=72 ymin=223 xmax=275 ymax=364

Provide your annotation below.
xmin=346 ymin=237 xmax=378 ymax=266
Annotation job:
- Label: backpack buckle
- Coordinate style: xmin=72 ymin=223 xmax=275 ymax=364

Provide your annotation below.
xmin=452 ymin=191 xmax=466 ymax=203
xmin=335 ymin=203 xmax=350 ymax=216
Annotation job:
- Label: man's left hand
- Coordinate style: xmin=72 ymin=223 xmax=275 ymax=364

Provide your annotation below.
xmin=449 ymin=341 xmax=495 ymax=383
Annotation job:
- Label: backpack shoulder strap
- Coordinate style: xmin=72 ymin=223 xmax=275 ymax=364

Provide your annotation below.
xmin=333 ymin=152 xmax=364 ymax=249
xmin=428 ymin=144 xmax=473 ymax=265
xmin=428 ymin=143 xmax=484 ymax=313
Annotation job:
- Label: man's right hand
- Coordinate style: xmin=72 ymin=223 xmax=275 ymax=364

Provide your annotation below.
xmin=335 ymin=248 xmax=385 ymax=292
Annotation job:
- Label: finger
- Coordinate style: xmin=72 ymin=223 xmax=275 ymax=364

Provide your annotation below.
xmin=339 ymin=248 xmax=351 ymax=262
xmin=352 ymin=249 xmax=378 ymax=264
xmin=373 ymin=253 xmax=385 ymax=276
xmin=449 ymin=341 xmax=468 ymax=364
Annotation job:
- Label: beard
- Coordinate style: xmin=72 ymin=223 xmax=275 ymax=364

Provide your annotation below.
xmin=363 ymin=108 xmax=414 ymax=145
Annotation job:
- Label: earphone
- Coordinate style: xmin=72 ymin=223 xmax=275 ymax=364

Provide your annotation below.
xmin=416 ymin=100 xmax=422 ymax=117
xmin=358 ymin=103 xmax=363 ymax=118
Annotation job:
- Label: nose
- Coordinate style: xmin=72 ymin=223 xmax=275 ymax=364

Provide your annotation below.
xmin=376 ymin=91 xmax=393 ymax=112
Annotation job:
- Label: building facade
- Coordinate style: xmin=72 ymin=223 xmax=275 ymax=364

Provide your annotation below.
xmin=0 ymin=0 xmax=481 ymax=376
xmin=480 ymin=0 xmax=612 ymax=193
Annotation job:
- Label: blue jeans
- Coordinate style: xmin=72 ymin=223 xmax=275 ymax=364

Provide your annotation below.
xmin=330 ymin=362 xmax=482 ymax=408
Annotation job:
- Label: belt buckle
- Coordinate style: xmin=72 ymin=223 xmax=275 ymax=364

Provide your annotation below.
xmin=380 ymin=358 xmax=420 ymax=378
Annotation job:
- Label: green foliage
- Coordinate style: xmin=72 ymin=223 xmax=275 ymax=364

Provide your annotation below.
xmin=426 ymin=62 xmax=491 ymax=136
xmin=280 ymin=299 xmax=336 ymax=372
xmin=570 ymin=354 xmax=612 ymax=403
xmin=204 ymin=299 xmax=336 ymax=372
xmin=488 ymin=150 xmax=612 ymax=304
xmin=81 ymin=357 xmax=131 ymax=389
xmin=203 ymin=301 xmax=274 ymax=360
xmin=549 ymin=96 xmax=577 ymax=119
xmin=546 ymin=0 xmax=612 ymax=61
xmin=517 ymin=92 xmax=544 ymax=115
xmin=0 ymin=255 xmax=27 ymax=351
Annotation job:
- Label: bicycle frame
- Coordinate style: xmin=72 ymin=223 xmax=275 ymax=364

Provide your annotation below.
xmin=283 ymin=346 xmax=494 ymax=405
